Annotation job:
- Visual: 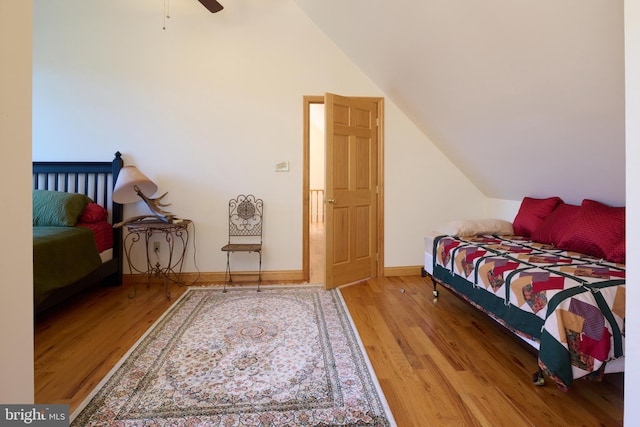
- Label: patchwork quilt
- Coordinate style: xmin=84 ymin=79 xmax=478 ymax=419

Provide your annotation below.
xmin=432 ymin=235 xmax=625 ymax=390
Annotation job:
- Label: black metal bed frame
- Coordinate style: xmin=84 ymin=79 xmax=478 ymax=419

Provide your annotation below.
xmin=32 ymin=151 xmax=124 ymax=313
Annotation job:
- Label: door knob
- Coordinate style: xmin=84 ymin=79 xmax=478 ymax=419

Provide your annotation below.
xmin=327 ymin=198 xmax=336 ymax=204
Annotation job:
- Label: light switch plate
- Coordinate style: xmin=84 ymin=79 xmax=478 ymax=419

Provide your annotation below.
xmin=275 ymin=161 xmax=289 ymax=172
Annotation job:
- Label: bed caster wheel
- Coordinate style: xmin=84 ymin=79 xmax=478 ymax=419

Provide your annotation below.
xmin=433 ymin=289 xmax=439 ymax=297
xmin=532 ymin=369 xmax=545 ymax=386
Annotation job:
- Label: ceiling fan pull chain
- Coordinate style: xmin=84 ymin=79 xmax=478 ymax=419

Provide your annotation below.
xmin=163 ymin=0 xmax=171 ymax=30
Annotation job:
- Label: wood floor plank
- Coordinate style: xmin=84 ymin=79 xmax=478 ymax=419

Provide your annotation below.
xmin=34 ymin=275 xmax=623 ymax=426
xmin=340 ymin=276 xmax=623 ymax=427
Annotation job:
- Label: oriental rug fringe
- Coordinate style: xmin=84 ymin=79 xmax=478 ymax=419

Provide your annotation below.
xmin=71 ymin=285 xmax=396 ymax=426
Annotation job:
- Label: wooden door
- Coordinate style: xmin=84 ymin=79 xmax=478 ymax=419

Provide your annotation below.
xmin=324 ymin=93 xmax=378 ymax=289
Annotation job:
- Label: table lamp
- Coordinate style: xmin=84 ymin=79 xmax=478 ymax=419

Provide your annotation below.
xmin=112 ymin=165 xmax=175 ymax=227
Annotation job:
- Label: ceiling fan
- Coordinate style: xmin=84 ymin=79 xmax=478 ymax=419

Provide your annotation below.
xmin=197 ymin=0 xmax=224 ymax=13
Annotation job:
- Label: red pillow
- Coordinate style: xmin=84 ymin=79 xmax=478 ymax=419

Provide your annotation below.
xmin=79 ymin=202 xmax=108 ymax=223
xmin=609 ymin=240 xmax=626 ymax=264
xmin=513 ymin=196 xmax=563 ymax=237
xmin=556 ymin=199 xmax=625 ymax=263
xmin=531 ymin=203 xmax=580 ymax=245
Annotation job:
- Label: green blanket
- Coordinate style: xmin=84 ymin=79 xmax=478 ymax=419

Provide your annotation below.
xmin=33 ymin=226 xmax=102 ymax=309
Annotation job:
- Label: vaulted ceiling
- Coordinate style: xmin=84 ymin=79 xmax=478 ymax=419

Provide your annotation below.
xmin=294 ymin=0 xmax=626 ymax=205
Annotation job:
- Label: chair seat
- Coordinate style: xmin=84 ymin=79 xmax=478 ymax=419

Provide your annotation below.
xmin=221 ymin=243 xmax=262 ymax=252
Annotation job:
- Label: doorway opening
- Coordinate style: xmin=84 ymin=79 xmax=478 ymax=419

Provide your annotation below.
xmin=309 ymin=102 xmax=325 ymax=284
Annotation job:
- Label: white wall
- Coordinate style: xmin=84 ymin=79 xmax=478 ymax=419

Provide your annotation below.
xmin=0 ymin=0 xmax=34 ymax=404
xmin=309 ymin=104 xmax=325 ymax=191
xmin=485 ymin=198 xmax=521 ymax=222
xmin=309 ymin=104 xmax=325 ymax=223
xmin=32 ymin=0 xmax=486 ymax=272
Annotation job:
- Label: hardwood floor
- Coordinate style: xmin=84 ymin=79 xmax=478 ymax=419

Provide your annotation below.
xmin=340 ymin=277 xmax=623 ymax=427
xmin=310 ymin=221 xmax=325 ymax=284
xmin=34 ymin=276 xmax=623 ymax=426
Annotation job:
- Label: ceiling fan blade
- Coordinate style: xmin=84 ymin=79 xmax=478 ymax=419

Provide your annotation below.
xmin=198 ymin=0 xmax=224 ymax=13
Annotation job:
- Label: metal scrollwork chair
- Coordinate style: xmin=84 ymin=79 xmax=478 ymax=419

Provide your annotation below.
xmin=221 ymin=194 xmax=263 ymax=292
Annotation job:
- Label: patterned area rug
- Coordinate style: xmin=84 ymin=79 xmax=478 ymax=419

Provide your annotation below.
xmin=72 ymin=285 xmax=395 ymax=426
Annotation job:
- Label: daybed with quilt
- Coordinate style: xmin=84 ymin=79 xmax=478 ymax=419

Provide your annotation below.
xmin=422 ymin=197 xmax=625 ymax=391
xmin=33 ymin=152 xmax=124 ymax=313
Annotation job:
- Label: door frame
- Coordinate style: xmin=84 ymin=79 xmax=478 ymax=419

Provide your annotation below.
xmin=302 ymin=95 xmax=385 ymax=283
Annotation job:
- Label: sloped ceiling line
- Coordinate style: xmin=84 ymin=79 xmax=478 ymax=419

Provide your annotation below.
xmin=294 ymin=0 xmax=625 ymax=205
